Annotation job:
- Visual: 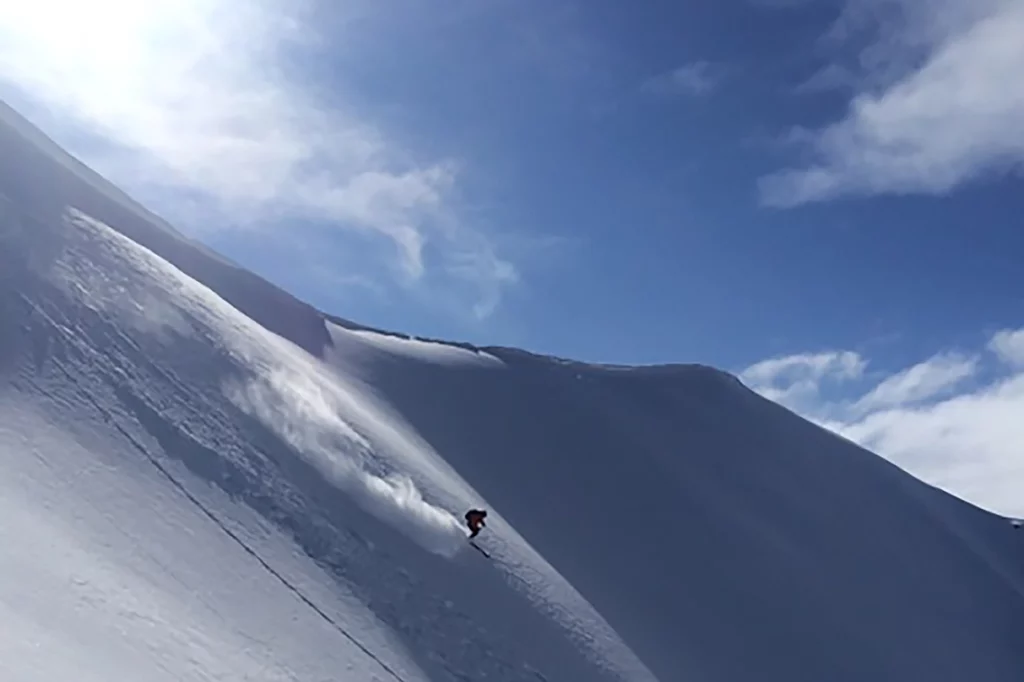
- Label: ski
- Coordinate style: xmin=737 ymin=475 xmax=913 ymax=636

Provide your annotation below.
xmin=469 ymin=541 xmax=491 ymax=558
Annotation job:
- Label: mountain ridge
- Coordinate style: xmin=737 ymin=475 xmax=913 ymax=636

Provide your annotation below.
xmin=1 ymin=98 xmax=747 ymax=381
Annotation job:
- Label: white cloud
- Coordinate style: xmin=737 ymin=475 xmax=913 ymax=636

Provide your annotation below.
xmin=989 ymin=329 xmax=1024 ymax=367
xmin=837 ymin=373 xmax=1024 ymax=520
xmin=0 ymin=0 xmax=516 ymax=316
xmin=740 ymin=350 xmax=865 ymax=409
xmin=643 ymin=61 xmax=719 ymax=97
xmin=740 ymin=327 xmax=1024 ymax=518
xmin=760 ymin=0 xmax=1024 ymax=206
xmin=851 ymin=352 xmax=976 ymax=413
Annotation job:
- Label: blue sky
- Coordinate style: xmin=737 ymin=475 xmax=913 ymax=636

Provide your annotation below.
xmin=1 ymin=0 xmax=1023 ymax=517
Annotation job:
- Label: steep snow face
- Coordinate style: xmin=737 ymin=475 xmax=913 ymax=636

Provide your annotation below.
xmin=0 ymin=398 xmax=425 ymax=682
xmin=329 ymin=328 xmax=1024 ymax=682
xmin=2 ymin=105 xmax=1024 ymax=682
xmin=0 ymin=205 xmax=655 ymax=681
xmin=0 ymin=102 xmax=331 ymax=356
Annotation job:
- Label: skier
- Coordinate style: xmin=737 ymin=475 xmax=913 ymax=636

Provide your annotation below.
xmin=465 ymin=508 xmax=487 ymax=538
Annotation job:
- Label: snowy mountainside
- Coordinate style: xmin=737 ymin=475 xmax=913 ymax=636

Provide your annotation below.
xmin=0 ymin=101 xmax=330 ymax=356
xmin=328 ymin=326 xmax=1024 ymax=680
xmin=1 ymin=101 xmax=1024 ymax=682
xmin=1 ymin=204 xmax=651 ymax=681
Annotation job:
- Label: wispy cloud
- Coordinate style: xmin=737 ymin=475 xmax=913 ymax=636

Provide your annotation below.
xmin=0 ymin=0 xmax=516 ymax=317
xmin=760 ymin=0 xmax=1024 ymax=206
xmin=851 ymin=352 xmax=977 ymax=413
xmin=740 ymin=327 xmax=1024 ymax=518
xmin=740 ymin=350 xmax=866 ymax=409
xmin=643 ymin=61 xmax=720 ymax=97
xmin=793 ymin=64 xmax=857 ymax=94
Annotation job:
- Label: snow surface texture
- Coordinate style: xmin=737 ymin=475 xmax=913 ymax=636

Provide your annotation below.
xmin=2 ymin=102 xmax=1024 ymax=681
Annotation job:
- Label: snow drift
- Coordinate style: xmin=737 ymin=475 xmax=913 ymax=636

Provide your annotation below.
xmin=2 ymin=100 xmax=1024 ymax=682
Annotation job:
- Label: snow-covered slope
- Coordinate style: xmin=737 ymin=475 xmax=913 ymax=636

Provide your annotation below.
xmin=2 ymin=101 xmax=1024 ymax=682
xmin=332 ymin=326 xmax=1024 ymax=679
xmin=2 ymin=204 xmax=655 ymax=681
xmin=0 ymin=101 xmax=331 ymax=357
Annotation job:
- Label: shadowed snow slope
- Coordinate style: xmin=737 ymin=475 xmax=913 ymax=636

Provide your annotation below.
xmin=2 ymin=101 xmax=1024 ymax=682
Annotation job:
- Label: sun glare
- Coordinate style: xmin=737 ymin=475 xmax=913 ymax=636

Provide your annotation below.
xmin=1 ymin=0 xmax=173 ymax=69
xmin=0 ymin=0 xmax=225 ymax=110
